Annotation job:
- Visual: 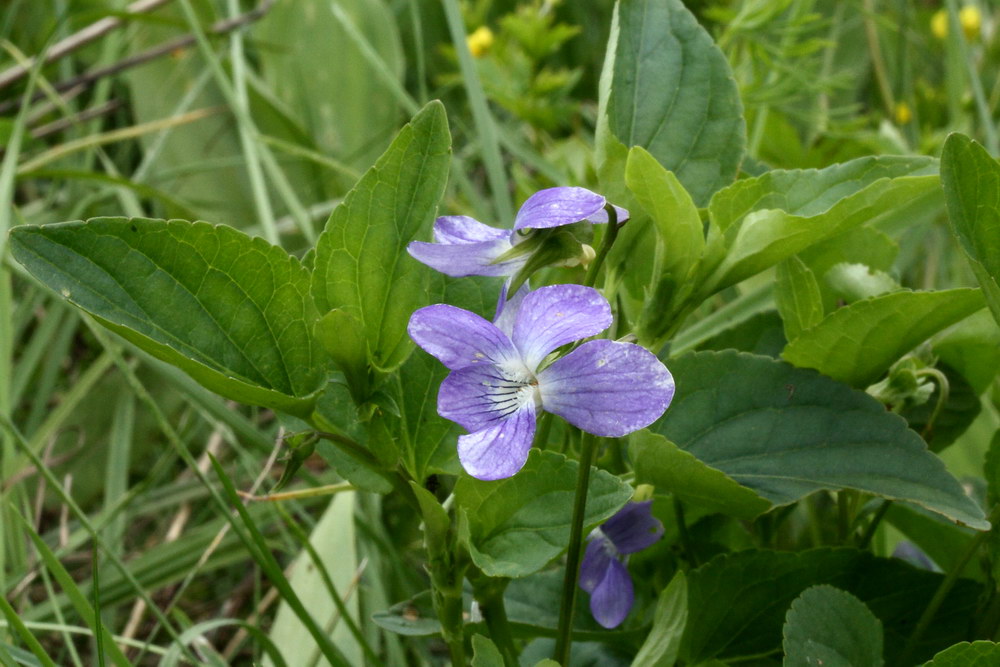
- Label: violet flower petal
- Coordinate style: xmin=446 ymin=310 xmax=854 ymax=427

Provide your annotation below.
xmin=494 ymin=281 xmax=528 ymax=337
xmin=408 ymin=305 xmax=517 ymax=370
xmin=537 ymin=340 xmax=675 ymax=437
xmin=457 ymin=402 xmax=537 ymax=480
xmin=432 ymin=215 xmax=509 ymax=243
xmin=585 ymin=204 xmax=631 ymax=225
xmin=407 ymin=238 xmax=517 ymax=277
xmin=513 ymin=187 xmax=607 ymax=231
xmin=512 ymin=284 xmax=612 ymax=370
xmin=601 ymin=501 xmax=664 ymax=554
xmin=579 ymin=537 xmax=614 ymax=594
xmin=438 ymin=363 xmax=535 ymax=432
xmin=589 ymin=557 xmax=634 ymax=629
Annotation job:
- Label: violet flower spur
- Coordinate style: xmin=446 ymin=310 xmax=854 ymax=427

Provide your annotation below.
xmin=406 ymin=186 xmax=629 ymax=278
xmin=580 ymin=500 xmax=664 ymax=629
xmin=407 ymin=284 xmax=674 ymax=481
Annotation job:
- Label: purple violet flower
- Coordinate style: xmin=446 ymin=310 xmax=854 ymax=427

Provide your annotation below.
xmin=580 ymin=500 xmax=664 ymax=629
xmin=407 ymin=284 xmax=674 ymax=480
xmin=407 ymin=186 xmax=629 ymax=278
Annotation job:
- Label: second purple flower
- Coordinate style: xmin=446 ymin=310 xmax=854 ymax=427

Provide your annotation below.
xmin=407 ymin=284 xmax=675 ymax=480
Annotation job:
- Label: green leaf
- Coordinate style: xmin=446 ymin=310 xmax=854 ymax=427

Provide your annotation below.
xmin=10 ymin=218 xmax=323 ymax=416
xmin=633 ymin=571 xmax=688 ymax=667
xmin=782 ymin=585 xmax=884 ymax=667
xmin=315 ymin=309 xmax=369 ymax=400
xmin=925 ymin=642 xmax=1000 ymax=666
xmin=652 ymin=351 xmax=988 ymax=530
xmin=312 ymin=101 xmax=451 ymax=372
xmin=694 ymin=310 xmax=787 ymax=358
xmin=774 ymin=256 xmax=823 ymax=341
xmin=934 ymin=308 xmax=1000 ymax=394
xmin=704 ymin=157 xmax=938 ymax=292
xmin=606 ymin=0 xmax=745 ymax=205
xmin=941 ymin=133 xmax=1000 ymax=327
xmin=471 ymin=635 xmax=504 ymax=667
xmin=823 ymin=263 xmax=899 ymax=304
xmin=679 ymin=548 xmax=982 ymax=665
xmin=455 ymin=450 xmax=633 ymax=578
xmin=629 ymin=430 xmax=770 ymax=519
xmin=625 ymin=146 xmax=705 ymax=283
xmin=782 ymin=288 xmax=984 ymax=388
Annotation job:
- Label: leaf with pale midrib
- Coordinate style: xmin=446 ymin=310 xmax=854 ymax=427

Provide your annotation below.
xmin=651 ymin=350 xmax=988 ymax=530
xmin=10 ymin=217 xmax=322 ymax=415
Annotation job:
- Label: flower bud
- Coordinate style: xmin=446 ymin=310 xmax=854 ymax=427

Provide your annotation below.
xmin=467 ymin=26 xmax=494 ymax=58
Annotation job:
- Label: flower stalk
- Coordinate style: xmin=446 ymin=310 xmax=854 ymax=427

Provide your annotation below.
xmin=553 ymin=431 xmax=598 ymax=664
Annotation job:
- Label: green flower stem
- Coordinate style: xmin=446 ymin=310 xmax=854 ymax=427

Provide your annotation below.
xmin=674 ymin=496 xmax=699 ymax=567
xmin=899 ymin=507 xmax=999 ymax=665
xmin=583 ymin=206 xmax=620 ymax=289
xmin=471 ymin=573 xmax=518 ymax=667
xmin=856 ymin=499 xmax=893 ymax=550
xmin=430 ymin=564 xmax=467 ymax=667
xmin=553 ymin=431 xmax=598 ymax=664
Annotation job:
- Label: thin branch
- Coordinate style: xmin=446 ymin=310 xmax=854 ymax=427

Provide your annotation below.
xmin=0 ymin=0 xmax=277 ymax=115
xmin=0 ymin=0 xmax=174 ymax=90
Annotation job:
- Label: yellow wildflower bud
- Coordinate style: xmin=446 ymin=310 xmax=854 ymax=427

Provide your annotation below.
xmin=960 ymin=5 xmax=981 ymax=40
xmin=931 ymin=9 xmax=948 ymax=39
xmin=894 ymin=101 xmax=913 ymax=125
xmin=466 ymin=26 xmax=494 ymax=58
xmin=633 ymin=484 xmax=655 ymax=502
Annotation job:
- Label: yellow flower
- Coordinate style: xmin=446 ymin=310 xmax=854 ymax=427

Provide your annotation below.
xmin=894 ymin=101 xmax=913 ymax=125
xmin=960 ymin=5 xmax=982 ymax=39
xmin=931 ymin=6 xmax=982 ymax=40
xmin=467 ymin=26 xmax=494 ymax=58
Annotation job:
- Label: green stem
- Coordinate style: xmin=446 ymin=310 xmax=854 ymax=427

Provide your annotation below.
xmin=553 ymin=432 xmax=598 ymax=664
xmin=583 ymin=206 xmax=620 ymax=289
xmin=856 ymin=499 xmax=892 ymax=550
xmin=472 ymin=575 xmax=518 ymax=667
xmin=899 ymin=516 xmax=994 ymax=665
xmin=674 ymin=496 xmax=699 ymax=567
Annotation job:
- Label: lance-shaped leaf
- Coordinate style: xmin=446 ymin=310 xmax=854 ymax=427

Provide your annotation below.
xmin=941 ymin=133 xmax=1000 ymax=327
xmin=10 ymin=218 xmax=323 ymax=416
xmin=651 ymin=351 xmax=988 ymax=530
xmin=605 ymin=0 xmax=745 ymax=206
xmin=703 ymin=156 xmax=938 ymax=292
xmin=312 ymin=101 xmax=451 ymax=372
xmin=926 ymin=642 xmax=1000 ymax=666
xmin=782 ymin=288 xmax=984 ymax=388
xmin=774 ymin=256 xmax=823 ymax=341
xmin=456 ymin=450 xmax=632 ymax=578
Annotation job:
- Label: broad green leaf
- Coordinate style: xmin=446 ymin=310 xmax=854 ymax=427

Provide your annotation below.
xmin=471 ymin=635 xmax=504 ymax=667
xmin=652 ymin=351 xmax=988 ymax=530
xmin=371 ymin=591 xmax=442 ymax=637
xmin=606 ymin=0 xmax=745 ymax=205
xmin=10 ymin=218 xmax=323 ymax=416
xmin=800 ymin=226 xmax=899 ymax=312
xmin=782 ymin=585 xmax=884 ymax=667
xmin=456 ymin=450 xmax=633 ymax=578
xmin=704 ymin=157 xmax=937 ymax=291
xmin=312 ymin=101 xmax=451 ymax=372
xmin=941 ymin=133 xmax=1000 ymax=326
xmin=257 ymin=0 xmax=403 ymax=170
xmin=633 ymin=571 xmax=688 ymax=667
xmin=680 ymin=548 xmax=982 ymax=665
xmin=625 ymin=147 xmax=704 ymax=283
xmin=925 ymin=642 xmax=1000 ymax=666
xmin=630 ymin=430 xmax=770 ymax=519
xmin=694 ymin=310 xmax=787 ymax=358
xmin=774 ymin=256 xmax=823 ymax=341
xmin=782 ymin=288 xmax=984 ymax=388
xmin=823 ymin=263 xmax=899 ymax=304
xmin=315 ymin=309 xmax=368 ymax=400
xmin=934 ymin=308 xmax=1000 ymax=394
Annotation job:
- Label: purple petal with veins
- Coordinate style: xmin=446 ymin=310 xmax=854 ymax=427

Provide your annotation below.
xmin=589 ymin=556 xmax=634 ymax=629
xmin=580 ymin=537 xmax=614 ymax=594
xmin=408 ymin=305 xmax=517 ymax=370
xmin=513 ymin=187 xmax=607 ymax=230
xmin=438 ymin=363 xmax=536 ymax=432
xmin=407 ymin=237 xmax=517 ymax=277
xmin=601 ymin=501 xmax=664 ymax=554
xmin=537 ymin=340 xmax=674 ymax=437
xmin=511 ymin=284 xmax=612 ymax=370
xmin=457 ymin=402 xmax=537 ymax=480
xmin=433 ymin=215 xmax=509 ymax=243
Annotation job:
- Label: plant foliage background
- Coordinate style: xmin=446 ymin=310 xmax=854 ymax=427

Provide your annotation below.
xmin=3 ymin=0 xmax=1000 ymax=665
